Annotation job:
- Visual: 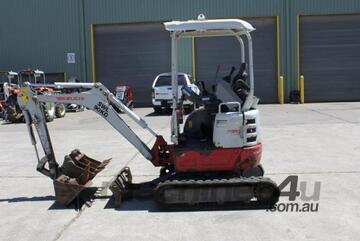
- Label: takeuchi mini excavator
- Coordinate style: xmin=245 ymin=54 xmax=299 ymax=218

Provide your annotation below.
xmin=18 ymin=15 xmax=280 ymax=208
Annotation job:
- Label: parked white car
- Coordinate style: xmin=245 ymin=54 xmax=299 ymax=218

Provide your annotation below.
xmin=152 ymin=72 xmax=200 ymax=114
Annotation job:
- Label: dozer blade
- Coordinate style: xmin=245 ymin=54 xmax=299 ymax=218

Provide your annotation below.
xmin=54 ymin=149 xmax=111 ymax=205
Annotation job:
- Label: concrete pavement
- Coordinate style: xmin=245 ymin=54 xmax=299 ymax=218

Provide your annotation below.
xmin=0 ymin=102 xmax=359 ymax=241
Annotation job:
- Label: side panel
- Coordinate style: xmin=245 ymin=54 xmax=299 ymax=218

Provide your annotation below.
xmin=175 ymin=144 xmax=262 ymax=172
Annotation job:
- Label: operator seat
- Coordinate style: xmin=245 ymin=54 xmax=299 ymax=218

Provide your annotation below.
xmin=231 ymin=63 xmax=247 ymax=86
xmin=231 ymin=63 xmax=250 ymax=102
xmin=183 ymin=108 xmax=213 ymax=140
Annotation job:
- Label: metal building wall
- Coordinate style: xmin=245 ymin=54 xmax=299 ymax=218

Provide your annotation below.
xmin=82 ymin=0 xmax=285 ymax=92
xmin=289 ymin=0 xmax=360 ymax=93
xmin=0 ymin=0 xmax=84 ymax=81
xmin=1 ymin=0 xmax=360 ymax=101
xmin=83 ymin=0 xmax=360 ymax=102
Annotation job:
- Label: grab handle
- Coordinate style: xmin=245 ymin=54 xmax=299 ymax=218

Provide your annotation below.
xmin=218 ymin=102 xmax=241 ymax=113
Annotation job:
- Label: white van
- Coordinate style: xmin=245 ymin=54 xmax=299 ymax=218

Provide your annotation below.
xmin=151 ymin=72 xmax=200 ymax=113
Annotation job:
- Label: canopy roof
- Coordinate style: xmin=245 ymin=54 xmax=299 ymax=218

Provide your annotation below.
xmin=20 ymin=69 xmax=44 ymax=75
xmin=164 ymin=17 xmax=255 ymax=37
xmin=0 ymin=71 xmax=18 ymax=76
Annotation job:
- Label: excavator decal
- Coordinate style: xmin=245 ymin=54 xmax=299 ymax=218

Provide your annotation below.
xmin=56 ymin=96 xmax=85 ymax=101
xmin=94 ymin=101 xmax=109 ymax=117
xmin=20 ymin=88 xmax=29 ymax=104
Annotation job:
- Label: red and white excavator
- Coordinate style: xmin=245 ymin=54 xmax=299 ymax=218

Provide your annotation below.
xmin=1 ymin=70 xmax=66 ymax=122
xmin=1 ymin=71 xmax=23 ymax=122
xmin=19 ymin=69 xmax=66 ymax=121
xmin=17 ymin=15 xmax=280 ymax=208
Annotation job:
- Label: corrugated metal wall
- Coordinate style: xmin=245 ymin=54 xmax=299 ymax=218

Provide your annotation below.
xmin=0 ymin=0 xmax=84 ymax=81
xmin=82 ymin=0 xmax=284 ymax=87
xmin=1 ymin=0 xmax=360 ymax=101
xmin=289 ymin=0 xmax=360 ymax=93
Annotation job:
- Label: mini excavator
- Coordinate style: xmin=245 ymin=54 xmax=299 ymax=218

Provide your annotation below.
xmin=18 ymin=15 xmax=280 ymax=208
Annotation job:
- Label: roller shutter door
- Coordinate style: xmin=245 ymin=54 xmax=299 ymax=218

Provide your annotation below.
xmin=94 ymin=23 xmax=171 ymax=107
xmin=300 ymin=15 xmax=360 ymax=102
xmin=195 ymin=17 xmax=278 ymax=103
xmin=45 ymin=73 xmax=65 ymax=83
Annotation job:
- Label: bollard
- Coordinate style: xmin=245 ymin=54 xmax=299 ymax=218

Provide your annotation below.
xmin=300 ymin=75 xmax=305 ymax=104
xmin=278 ymin=76 xmax=284 ymax=104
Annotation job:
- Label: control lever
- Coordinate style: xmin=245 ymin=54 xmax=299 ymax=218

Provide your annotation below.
xmin=223 ymin=66 xmax=236 ymax=83
xmin=231 ymin=63 xmax=247 ymax=87
xmin=181 ymin=86 xmax=202 ymax=106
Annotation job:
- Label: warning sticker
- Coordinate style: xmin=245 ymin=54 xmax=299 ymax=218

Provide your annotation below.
xmin=20 ymin=88 xmax=29 ymax=104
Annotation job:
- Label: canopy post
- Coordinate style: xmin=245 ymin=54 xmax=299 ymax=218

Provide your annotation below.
xmin=242 ymin=32 xmax=254 ymax=111
xmin=235 ymin=35 xmax=245 ymax=63
xmin=170 ymin=31 xmax=179 ymax=145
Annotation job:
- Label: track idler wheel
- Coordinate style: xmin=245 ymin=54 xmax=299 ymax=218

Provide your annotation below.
xmin=254 ymin=181 xmax=280 ymax=208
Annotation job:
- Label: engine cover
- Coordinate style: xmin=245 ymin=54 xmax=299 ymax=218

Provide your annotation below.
xmin=213 ymin=109 xmax=260 ymax=148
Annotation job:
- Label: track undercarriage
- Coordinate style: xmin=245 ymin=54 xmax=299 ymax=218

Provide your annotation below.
xmin=109 ymin=166 xmax=279 ymax=209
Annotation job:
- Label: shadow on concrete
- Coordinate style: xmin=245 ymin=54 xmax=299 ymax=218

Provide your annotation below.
xmin=0 ymin=187 xmax=99 ymax=211
xmin=145 ymin=110 xmax=192 ymax=117
xmin=48 ymin=187 xmax=99 ymax=211
xmin=0 ymin=195 xmax=89 ymax=211
xmin=104 ymin=197 xmax=159 ymax=211
xmin=0 ymin=195 xmax=56 ymax=203
xmin=0 ymin=190 xmax=271 ymax=212
xmin=104 ymin=197 xmax=269 ymax=213
xmin=48 ymin=201 xmax=84 ymax=211
xmin=145 ymin=111 xmax=171 ymax=117
xmin=0 ymin=121 xmax=24 ymax=125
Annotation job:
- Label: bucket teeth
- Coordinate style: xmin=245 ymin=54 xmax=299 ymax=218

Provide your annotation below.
xmin=53 ymin=149 xmax=111 ymax=205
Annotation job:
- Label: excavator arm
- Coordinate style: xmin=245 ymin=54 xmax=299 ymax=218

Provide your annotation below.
xmin=18 ymin=82 xmax=157 ymax=180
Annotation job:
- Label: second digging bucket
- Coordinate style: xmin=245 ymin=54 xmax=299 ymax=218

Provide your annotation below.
xmin=53 ymin=149 xmax=111 ymax=205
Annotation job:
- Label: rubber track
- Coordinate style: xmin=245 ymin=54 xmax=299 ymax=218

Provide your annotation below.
xmin=154 ymin=176 xmax=280 ymax=209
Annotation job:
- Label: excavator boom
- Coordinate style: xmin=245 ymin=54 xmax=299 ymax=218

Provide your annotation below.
xmin=17 ymin=82 xmax=159 ymax=205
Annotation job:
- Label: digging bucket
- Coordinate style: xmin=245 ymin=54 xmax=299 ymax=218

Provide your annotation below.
xmin=53 ymin=149 xmax=111 ymax=205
